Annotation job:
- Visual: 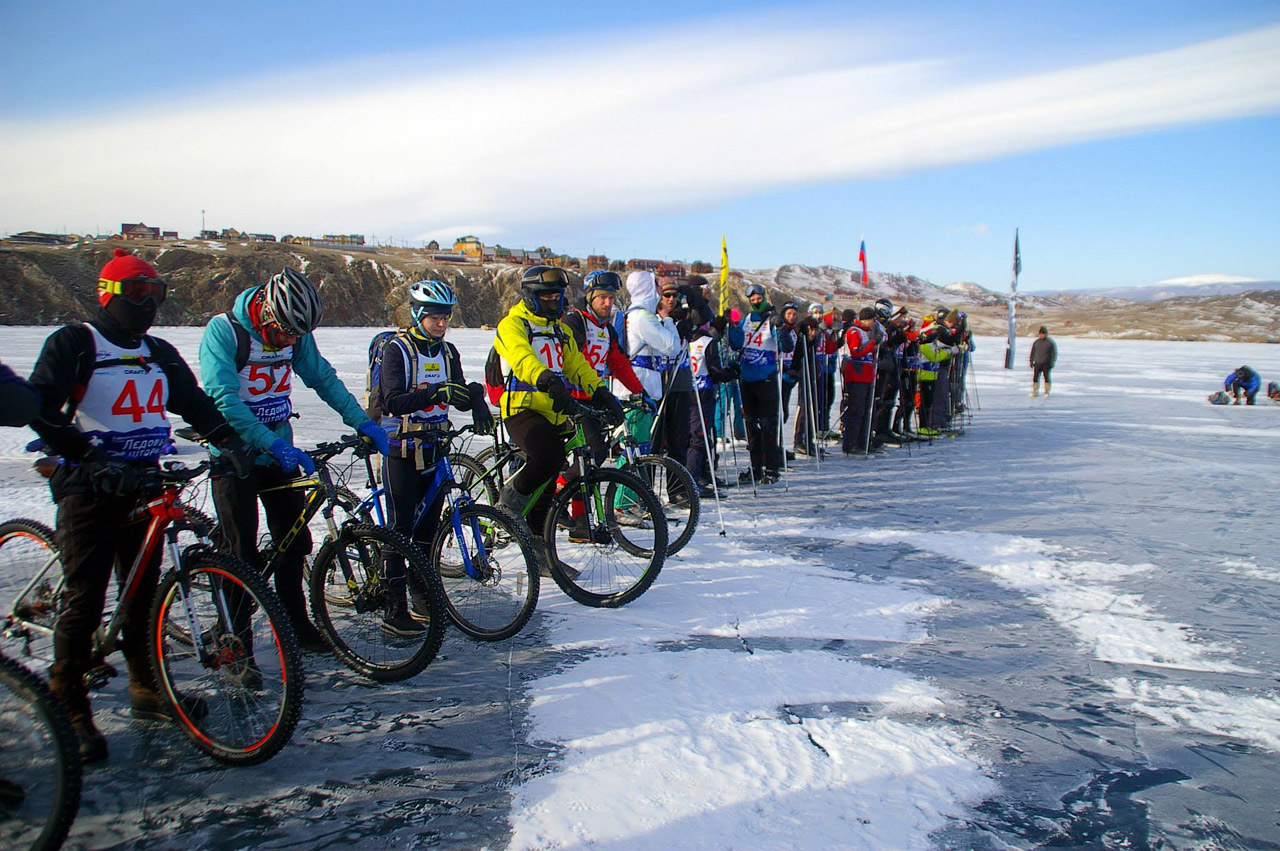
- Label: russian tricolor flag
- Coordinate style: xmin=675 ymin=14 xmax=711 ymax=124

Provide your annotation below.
xmin=858 ymin=240 xmax=869 ymax=285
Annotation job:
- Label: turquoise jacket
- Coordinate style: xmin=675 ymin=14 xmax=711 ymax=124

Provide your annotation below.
xmin=198 ymin=286 xmax=369 ymax=462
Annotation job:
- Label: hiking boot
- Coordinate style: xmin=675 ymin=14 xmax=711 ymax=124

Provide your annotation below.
xmin=759 ymin=470 xmax=780 ymax=485
xmin=737 ymin=470 xmax=759 ymax=486
xmin=129 ymin=683 xmax=210 ymax=722
xmin=49 ymin=661 xmax=108 ymax=763
xmin=916 ymin=427 xmax=939 ymax=437
xmin=382 ymin=609 xmax=428 ymax=637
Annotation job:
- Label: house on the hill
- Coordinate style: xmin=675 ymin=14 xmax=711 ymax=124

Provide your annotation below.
xmin=4 ymin=231 xmax=76 ymax=245
xmin=657 ymin=262 xmax=687 ymax=280
xmin=121 ymin=222 xmax=160 ymax=240
xmin=586 ymin=255 xmax=609 ymax=271
xmin=199 ymin=229 xmax=219 ymax=240
xmin=453 ymin=235 xmax=483 ymax=258
xmin=162 ymin=231 xmax=179 ymax=240
xmin=281 ymin=235 xmax=312 ymax=245
xmin=425 ymin=240 xmax=440 ymax=251
xmin=249 ymin=233 xmax=277 ymax=242
xmin=321 ymin=234 xmax=364 ymax=246
xmin=627 ymin=258 xmax=662 ymax=272
xmin=219 ymin=228 xmax=244 ymax=240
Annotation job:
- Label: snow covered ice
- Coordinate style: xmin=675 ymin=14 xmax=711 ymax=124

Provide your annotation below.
xmin=1 ymin=329 xmax=1277 ymax=850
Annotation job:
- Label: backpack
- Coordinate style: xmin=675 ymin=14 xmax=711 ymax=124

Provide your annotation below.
xmin=365 ymin=330 xmax=417 ymax=420
xmin=1207 ymin=390 xmax=1231 ymax=405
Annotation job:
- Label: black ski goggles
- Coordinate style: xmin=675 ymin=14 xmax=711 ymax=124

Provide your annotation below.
xmin=100 ymin=276 xmax=168 ymax=306
xmin=585 ymin=271 xmax=621 ymax=292
xmin=524 ymin=267 xmax=569 ymax=287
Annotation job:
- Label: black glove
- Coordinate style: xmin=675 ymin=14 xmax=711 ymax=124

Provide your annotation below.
xmin=472 ymin=402 xmax=496 ymax=435
xmin=591 ymin=386 xmax=626 ymax=426
xmin=84 ymin=453 xmax=139 ymax=497
xmin=724 ymin=364 xmax=741 ymax=381
xmin=535 ymin=370 xmax=571 ymax=413
xmin=426 ymin=381 xmax=470 ymax=408
xmin=710 ymin=315 xmax=729 ymax=335
xmin=675 ymin=318 xmax=694 ymax=341
xmin=216 ymin=435 xmax=254 ymax=479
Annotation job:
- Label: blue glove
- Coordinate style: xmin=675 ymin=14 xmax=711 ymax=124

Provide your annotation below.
xmin=358 ymin=420 xmax=391 ymax=455
xmin=641 ymin=394 xmax=659 ymax=414
xmin=269 ymin=438 xmax=315 ymax=475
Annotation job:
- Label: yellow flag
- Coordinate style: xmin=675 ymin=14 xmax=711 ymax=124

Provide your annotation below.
xmin=719 ymin=234 xmax=729 ymax=314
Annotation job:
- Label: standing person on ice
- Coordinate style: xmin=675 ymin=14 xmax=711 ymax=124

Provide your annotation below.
xmin=840 ymin=307 xmax=879 ymax=455
xmin=28 ymin=249 xmax=252 ymax=762
xmin=199 ymin=267 xmax=390 ymax=652
xmin=1029 ymin=325 xmax=1057 ymax=398
xmin=371 ymin=280 xmax=494 ymax=634
xmin=624 ymin=270 xmax=683 ymax=452
xmin=737 ymin=283 xmax=792 ymax=484
xmin=562 ymin=270 xmax=648 ymax=465
xmin=1224 ymin=365 xmax=1260 ymax=405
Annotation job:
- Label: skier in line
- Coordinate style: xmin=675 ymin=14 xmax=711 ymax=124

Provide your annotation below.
xmin=737 ymin=283 xmax=792 ymax=484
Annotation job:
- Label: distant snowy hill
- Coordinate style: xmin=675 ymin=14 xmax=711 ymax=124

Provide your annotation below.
xmin=1040 ymin=278 xmax=1280 ymax=302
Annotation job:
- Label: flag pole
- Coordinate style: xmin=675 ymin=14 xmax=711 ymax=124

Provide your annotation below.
xmin=719 ymin=234 xmax=730 ymax=315
xmin=1004 ymin=228 xmax=1020 ymax=369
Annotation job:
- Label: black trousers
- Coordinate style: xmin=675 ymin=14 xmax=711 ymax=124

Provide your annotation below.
xmin=383 ymin=454 xmax=447 ymax=580
xmin=53 ymin=491 xmax=159 ymax=668
xmin=686 ymin=386 xmax=718 ymax=484
xmin=213 ymin=463 xmax=311 ymax=605
xmin=740 ymin=379 xmax=782 ymax=474
xmin=504 ymin=409 xmax=567 ymax=498
xmin=874 ymin=370 xmax=898 ymax=438
xmin=841 ymin=382 xmax=874 ymax=454
xmin=652 ymin=388 xmax=692 ymax=465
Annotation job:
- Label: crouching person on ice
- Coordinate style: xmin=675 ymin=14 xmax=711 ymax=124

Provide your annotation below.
xmin=491 ymin=266 xmax=623 ymax=545
xmin=28 ymin=249 xmax=252 ymax=762
xmin=199 ymin=268 xmax=390 ymax=651
xmin=367 ymin=280 xmax=494 ymax=634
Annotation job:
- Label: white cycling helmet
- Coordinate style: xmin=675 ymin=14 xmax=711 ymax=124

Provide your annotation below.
xmin=261 ymin=267 xmax=324 ymax=335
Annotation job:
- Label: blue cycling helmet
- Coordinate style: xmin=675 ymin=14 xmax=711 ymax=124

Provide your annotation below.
xmin=409 ymin=279 xmax=457 ymax=322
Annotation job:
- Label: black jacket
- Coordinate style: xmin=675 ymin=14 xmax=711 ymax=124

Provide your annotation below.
xmin=28 ymin=309 xmax=235 ymax=463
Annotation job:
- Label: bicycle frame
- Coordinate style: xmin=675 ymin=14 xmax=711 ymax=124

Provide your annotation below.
xmin=252 ymin=463 xmax=349 ymax=580
xmin=357 ymin=436 xmax=501 ymax=583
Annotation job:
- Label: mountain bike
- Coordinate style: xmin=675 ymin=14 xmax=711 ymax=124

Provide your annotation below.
xmin=0 ymin=460 xmax=303 ymax=765
xmin=0 ymin=651 xmax=81 ymax=851
xmin=472 ymin=402 xmax=668 ymax=607
xmin=348 ymin=425 xmax=539 ymax=641
xmin=272 ymin=435 xmax=449 ymax=682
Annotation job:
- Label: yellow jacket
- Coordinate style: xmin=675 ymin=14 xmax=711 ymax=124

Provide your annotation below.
xmin=494 ymin=301 xmax=602 ymax=425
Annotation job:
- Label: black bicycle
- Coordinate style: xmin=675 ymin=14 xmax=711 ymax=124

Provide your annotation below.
xmin=0 ymin=652 xmax=81 ymax=851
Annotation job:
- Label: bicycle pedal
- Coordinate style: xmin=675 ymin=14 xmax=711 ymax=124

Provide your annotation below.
xmin=85 ymin=661 xmax=118 ymax=690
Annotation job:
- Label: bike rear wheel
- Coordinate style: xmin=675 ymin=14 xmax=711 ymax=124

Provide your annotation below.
xmin=543 ymin=467 xmax=667 ymax=608
xmin=434 ymin=504 xmax=538 ymax=641
xmin=632 ymin=454 xmax=700 ymax=556
xmin=151 ymin=550 xmax=304 ymax=766
xmin=0 ymin=653 xmax=81 ymax=851
xmin=309 ymin=523 xmax=446 ymax=682
xmin=0 ymin=521 xmax=61 ymax=663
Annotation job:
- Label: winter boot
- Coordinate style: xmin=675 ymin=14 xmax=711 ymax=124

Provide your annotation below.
xmin=1043 ymin=382 xmax=1050 ymax=399
xmin=382 ymin=579 xmax=428 ymax=637
xmin=1030 ymin=381 xmax=1039 ymax=397
xmin=49 ymin=660 xmax=107 ymax=763
xmin=277 ymin=584 xmax=329 ymax=652
xmin=499 ymin=482 xmax=536 ymax=533
xmin=126 ymin=655 xmax=208 ymax=723
xmin=568 ymin=515 xmax=609 ymax=545
xmin=408 ymin=573 xmax=434 ymax=624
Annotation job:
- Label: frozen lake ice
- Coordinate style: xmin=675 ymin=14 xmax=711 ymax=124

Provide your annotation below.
xmin=1 ymin=327 xmax=1277 ymax=850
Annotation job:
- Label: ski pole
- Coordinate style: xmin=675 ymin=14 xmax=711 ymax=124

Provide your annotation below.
xmin=693 ymin=382 xmax=726 ymax=535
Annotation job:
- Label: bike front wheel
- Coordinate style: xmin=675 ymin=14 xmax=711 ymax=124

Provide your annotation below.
xmin=543 ymin=467 xmax=668 ymax=608
xmin=151 ymin=550 xmax=305 ymax=766
xmin=434 ymin=504 xmax=539 ymax=641
xmin=309 ymin=523 xmax=447 ymax=682
xmin=0 ymin=653 xmax=81 ymax=851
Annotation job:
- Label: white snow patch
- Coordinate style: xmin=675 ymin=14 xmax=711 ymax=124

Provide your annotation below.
xmin=1112 ymin=678 xmax=1280 ymax=752
xmin=512 ymin=649 xmax=993 ymax=851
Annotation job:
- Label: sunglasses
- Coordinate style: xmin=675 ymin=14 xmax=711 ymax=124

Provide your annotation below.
xmin=101 ymin=276 xmax=168 ymax=306
xmin=661 ymin=292 xmax=679 ymax=299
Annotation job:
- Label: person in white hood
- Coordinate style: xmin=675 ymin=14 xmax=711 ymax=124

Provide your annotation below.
xmin=624 ymin=271 xmax=683 ymax=400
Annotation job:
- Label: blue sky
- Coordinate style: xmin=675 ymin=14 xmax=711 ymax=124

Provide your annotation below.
xmin=3 ymin=1 xmax=1279 ymax=292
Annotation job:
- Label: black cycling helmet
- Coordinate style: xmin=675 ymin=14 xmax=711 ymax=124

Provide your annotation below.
xmin=521 ymin=265 xmax=569 ymax=318
xmin=873 ymin=297 xmax=894 ymax=320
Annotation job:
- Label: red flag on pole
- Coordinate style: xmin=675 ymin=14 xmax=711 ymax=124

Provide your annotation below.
xmin=858 ymin=239 xmax=869 ymax=285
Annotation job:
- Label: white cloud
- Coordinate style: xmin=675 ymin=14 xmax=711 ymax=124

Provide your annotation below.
xmin=1154 ymin=273 xmax=1268 ymax=286
xmin=3 ymin=19 xmax=1279 ymax=237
